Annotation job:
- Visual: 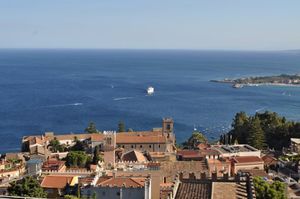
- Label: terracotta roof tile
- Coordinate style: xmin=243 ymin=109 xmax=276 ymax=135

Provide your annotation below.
xmin=97 ymin=177 xmax=146 ymax=188
xmin=175 ymin=181 xmax=211 ymax=199
xmin=262 ymin=155 xmax=278 ymax=166
xmin=177 ymin=150 xmax=202 ymax=158
xmin=42 ymin=160 xmax=65 ymax=171
xmin=116 ymin=135 xmax=166 ymax=144
xmin=121 ymin=150 xmax=147 ymax=162
xmin=91 ymin=134 xmax=104 ymax=142
xmin=41 ymin=175 xmax=75 ymax=189
xmin=232 ymin=156 xmax=263 ymax=163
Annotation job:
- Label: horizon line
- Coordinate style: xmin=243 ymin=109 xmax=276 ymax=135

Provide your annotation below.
xmin=0 ymin=47 xmax=299 ymax=52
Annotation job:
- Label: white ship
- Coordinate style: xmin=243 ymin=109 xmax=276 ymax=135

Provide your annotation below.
xmin=232 ymin=84 xmax=243 ymax=89
xmin=147 ymin=86 xmax=154 ymax=95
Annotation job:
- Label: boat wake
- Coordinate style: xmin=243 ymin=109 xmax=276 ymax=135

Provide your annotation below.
xmin=113 ymin=97 xmax=133 ymax=101
xmin=42 ymin=103 xmax=83 ymax=108
xmin=255 ymin=107 xmax=266 ymax=112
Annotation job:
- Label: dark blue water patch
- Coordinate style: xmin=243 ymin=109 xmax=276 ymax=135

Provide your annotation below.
xmin=0 ymin=49 xmax=300 ymax=153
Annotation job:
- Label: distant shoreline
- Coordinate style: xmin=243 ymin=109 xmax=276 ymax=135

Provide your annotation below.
xmin=211 ymin=74 xmax=300 ymax=88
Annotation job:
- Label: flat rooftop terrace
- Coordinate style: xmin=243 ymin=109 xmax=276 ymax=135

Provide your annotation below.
xmin=212 ymin=145 xmax=258 ymax=154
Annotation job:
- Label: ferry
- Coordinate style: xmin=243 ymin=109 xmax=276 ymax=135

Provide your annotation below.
xmin=147 ymin=86 xmax=154 ymax=95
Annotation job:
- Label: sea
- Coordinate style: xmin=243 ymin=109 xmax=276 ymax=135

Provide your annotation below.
xmin=0 ymin=49 xmax=300 ymax=154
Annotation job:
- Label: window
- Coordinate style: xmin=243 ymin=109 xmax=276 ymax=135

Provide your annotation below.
xmin=117 ymin=192 xmax=120 ymax=196
xmin=167 ymin=124 xmax=171 ymax=130
xmin=149 ymin=145 xmax=151 ymax=148
xmin=140 ymin=145 xmax=142 ymax=148
xmin=122 ymin=145 xmax=125 ymax=148
xmin=131 ymin=145 xmax=134 ymax=148
xmin=158 ymin=145 xmax=160 ymax=148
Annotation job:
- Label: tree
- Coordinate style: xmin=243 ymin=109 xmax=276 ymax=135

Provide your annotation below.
xmin=70 ymin=140 xmax=88 ymax=151
xmin=66 ymin=151 xmax=91 ymax=168
xmin=8 ymin=176 xmax=47 ymax=198
xmin=230 ymin=112 xmax=249 ymax=144
xmin=247 ymin=116 xmax=266 ymax=149
xmin=253 ymin=177 xmax=286 ymax=199
xmin=184 ymin=131 xmax=207 ymax=149
xmin=64 ymin=195 xmax=79 ymax=199
xmin=93 ymin=145 xmax=101 ymax=164
xmin=49 ymin=137 xmax=60 ymax=152
xmin=118 ymin=120 xmax=126 ymax=132
xmin=85 ymin=122 xmax=98 ymax=134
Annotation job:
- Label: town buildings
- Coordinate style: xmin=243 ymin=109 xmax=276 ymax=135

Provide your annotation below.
xmin=1 ymin=118 xmax=281 ymax=198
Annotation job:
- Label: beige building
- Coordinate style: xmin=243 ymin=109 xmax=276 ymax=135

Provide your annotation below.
xmin=22 ymin=118 xmax=176 ymax=155
xmin=291 ymin=138 xmax=300 ymax=153
xmin=231 ymin=156 xmax=264 ymax=175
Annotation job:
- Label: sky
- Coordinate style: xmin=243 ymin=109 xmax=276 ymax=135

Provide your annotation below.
xmin=0 ymin=0 xmax=300 ymax=50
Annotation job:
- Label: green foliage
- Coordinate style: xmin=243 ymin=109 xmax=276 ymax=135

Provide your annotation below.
xmin=253 ymin=177 xmax=286 ymax=199
xmin=66 ymin=151 xmax=91 ymax=168
xmin=118 ymin=120 xmax=126 ymax=132
xmin=49 ymin=137 xmax=67 ymax=152
xmin=92 ymin=145 xmax=103 ymax=164
xmin=226 ymin=111 xmax=299 ymax=150
xmin=247 ymin=116 xmax=266 ymax=149
xmin=8 ymin=176 xmax=47 ymax=198
xmin=85 ymin=122 xmax=98 ymax=134
xmin=64 ymin=195 xmax=79 ymax=199
xmin=70 ymin=140 xmax=88 ymax=151
xmin=183 ymin=131 xmax=207 ymax=148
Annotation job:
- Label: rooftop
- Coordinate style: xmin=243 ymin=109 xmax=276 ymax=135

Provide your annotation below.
xmin=175 ymin=181 xmax=211 ymax=199
xmin=96 ymin=176 xmax=146 ymax=188
xmin=42 ymin=159 xmax=65 ymax=171
xmin=212 ymin=182 xmax=248 ymax=199
xmin=121 ymin=150 xmax=147 ymax=162
xmin=212 ymin=144 xmax=258 ymax=154
xmin=177 ymin=150 xmax=202 ymax=158
xmin=232 ymin=156 xmax=263 ymax=164
xmin=41 ymin=175 xmax=77 ymax=189
xmin=291 ymin=138 xmax=300 ymax=144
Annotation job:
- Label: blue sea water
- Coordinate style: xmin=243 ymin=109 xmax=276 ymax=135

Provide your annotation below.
xmin=0 ymin=49 xmax=300 ymax=153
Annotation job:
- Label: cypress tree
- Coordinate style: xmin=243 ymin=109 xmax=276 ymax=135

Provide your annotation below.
xmin=247 ymin=116 xmax=266 ymax=149
xmin=118 ymin=120 xmax=126 ymax=132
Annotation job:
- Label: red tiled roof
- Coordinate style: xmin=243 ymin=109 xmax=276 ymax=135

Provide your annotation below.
xmin=200 ymin=148 xmax=220 ymax=156
xmin=232 ymin=156 xmax=263 ymax=164
xmin=97 ymin=177 xmax=146 ymax=188
xmin=197 ymin=143 xmax=209 ymax=150
xmin=175 ymin=181 xmax=211 ymax=199
xmin=47 ymin=134 xmax=91 ymax=141
xmin=29 ymin=137 xmax=44 ymax=145
xmin=121 ymin=150 xmax=147 ymax=162
xmin=117 ymin=135 xmax=166 ymax=144
xmin=42 ymin=160 xmax=65 ymax=171
xmin=177 ymin=150 xmax=202 ymax=158
xmin=91 ymin=134 xmax=104 ymax=142
xmin=41 ymin=175 xmax=74 ymax=189
xmin=262 ymin=155 xmax=278 ymax=166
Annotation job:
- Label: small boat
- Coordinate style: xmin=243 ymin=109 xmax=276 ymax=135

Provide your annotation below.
xmin=232 ymin=84 xmax=243 ymax=89
xmin=147 ymin=86 xmax=154 ymax=95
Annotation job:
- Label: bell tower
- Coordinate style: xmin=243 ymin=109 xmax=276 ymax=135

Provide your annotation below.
xmin=162 ymin=118 xmax=174 ymax=136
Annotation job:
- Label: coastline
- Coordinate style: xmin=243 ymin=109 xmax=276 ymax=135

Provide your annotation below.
xmin=239 ymin=83 xmax=300 ymax=88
